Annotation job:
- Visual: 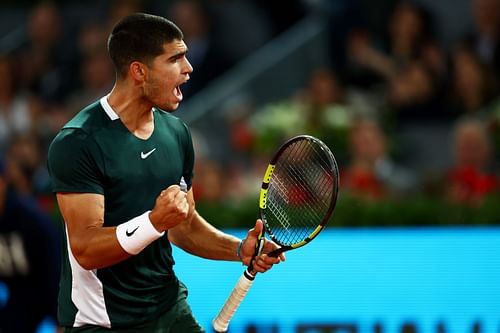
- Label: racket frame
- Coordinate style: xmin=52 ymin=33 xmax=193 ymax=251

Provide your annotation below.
xmin=259 ymin=135 xmax=339 ymax=256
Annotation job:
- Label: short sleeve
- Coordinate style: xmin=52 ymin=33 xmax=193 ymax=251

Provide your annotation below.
xmin=47 ymin=128 xmax=105 ymax=194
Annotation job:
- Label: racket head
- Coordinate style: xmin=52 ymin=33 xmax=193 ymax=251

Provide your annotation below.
xmin=259 ymin=135 xmax=339 ymax=252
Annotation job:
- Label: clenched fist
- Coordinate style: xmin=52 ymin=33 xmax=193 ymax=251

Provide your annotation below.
xmin=149 ymin=185 xmax=190 ymax=232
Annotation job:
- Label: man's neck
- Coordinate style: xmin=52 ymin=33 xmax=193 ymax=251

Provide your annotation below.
xmin=107 ymin=84 xmax=155 ymax=140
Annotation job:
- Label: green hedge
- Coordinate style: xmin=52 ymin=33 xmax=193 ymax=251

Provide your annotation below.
xmin=196 ymin=195 xmax=500 ymax=229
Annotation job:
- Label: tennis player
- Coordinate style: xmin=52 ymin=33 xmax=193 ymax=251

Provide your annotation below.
xmin=48 ymin=13 xmax=283 ymax=332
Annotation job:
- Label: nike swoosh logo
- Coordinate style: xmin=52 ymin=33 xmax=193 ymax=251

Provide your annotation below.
xmin=126 ymin=226 xmax=139 ymax=237
xmin=141 ymin=148 xmax=156 ymax=159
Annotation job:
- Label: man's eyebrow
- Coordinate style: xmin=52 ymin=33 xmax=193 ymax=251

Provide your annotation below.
xmin=168 ymin=49 xmax=189 ymax=61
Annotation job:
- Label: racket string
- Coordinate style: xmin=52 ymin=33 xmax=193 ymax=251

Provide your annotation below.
xmin=281 ymin=159 xmax=332 ymax=210
xmin=281 ymin=141 xmax=334 ymax=208
xmin=266 ymin=174 xmax=309 ymax=244
xmin=265 ymin=139 xmax=337 ymax=246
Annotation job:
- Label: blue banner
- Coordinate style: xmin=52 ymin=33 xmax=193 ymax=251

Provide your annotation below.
xmin=173 ymin=228 xmax=500 ymax=333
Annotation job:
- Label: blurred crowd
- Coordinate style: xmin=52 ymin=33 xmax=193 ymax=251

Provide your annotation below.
xmin=0 ymin=0 xmax=497 ymax=219
xmin=203 ymin=0 xmax=500 ymax=207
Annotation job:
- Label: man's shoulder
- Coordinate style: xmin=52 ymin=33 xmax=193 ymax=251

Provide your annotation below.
xmin=154 ymin=108 xmax=182 ymax=121
xmin=63 ymin=99 xmax=109 ymax=133
xmin=49 ymin=100 xmax=107 ymax=158
xmin=154 ymin=108 xmax=189 ymax=132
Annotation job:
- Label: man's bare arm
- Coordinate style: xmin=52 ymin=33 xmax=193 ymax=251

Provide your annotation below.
xmin=58 ymin=185 xmax=189 ymax=270
xmin=57 ymin=192 xmax=129 ymax=270
xmin=168 ymin=190 xmax=283 ymax=272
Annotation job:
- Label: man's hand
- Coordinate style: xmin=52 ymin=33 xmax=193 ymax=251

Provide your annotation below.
xmin=240 ymin=219 xmax=286 ymax=273
xmin=149 ymin=185 xmax=189 ymax=232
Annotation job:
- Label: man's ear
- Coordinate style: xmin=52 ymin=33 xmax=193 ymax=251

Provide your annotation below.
xmin=129 ymin=61 xmax=146 ymax=83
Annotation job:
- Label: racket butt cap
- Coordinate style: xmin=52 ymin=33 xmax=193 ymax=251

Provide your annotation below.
xmin=212 ymin=319 xmax=228 ymax=332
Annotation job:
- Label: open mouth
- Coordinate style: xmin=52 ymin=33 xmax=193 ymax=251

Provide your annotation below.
xmin=173 ymin=85 xmax=183 ymax=102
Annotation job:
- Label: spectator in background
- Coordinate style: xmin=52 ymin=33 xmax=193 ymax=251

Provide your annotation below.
xmin=251 ymin=67 xmax=374 ymax=159
xmin=77 ymin=22 xmax=108 ymax=57
xmin=16 ymin=2 xmax=75 ymax=103
xmin=167 ymin=0 xmax=233 ymax=98
xmin=56 ymin=18 xmax=115 ymax=122
xmin=348 ymin=1 xmax=446 ymax=81
xmin=104 ymin=0 xmax=144 ymax=33
xmin=0 ymin=55 xmax=41 ymax=153
xmin=5 ymin=134 xmax=48 ymax=199
xmin=449 ymin=44 xmax=498 ymax=117
xmin=0 ymin=157 xmax=61 ymax=333
xmin=462 ymin=0 xmax=500 ymax=76
xmin=446 ymin=118 xmax=498 ymax=205
xmin=347 ymin=1 xmax=447 ymax=120
xmin=70 ymin=49 xmax=114 ymax=112
xmin=342 ymin=118 xmax=417 ymax=200
xmin=386 ymin=59 xmax=446 ymax=121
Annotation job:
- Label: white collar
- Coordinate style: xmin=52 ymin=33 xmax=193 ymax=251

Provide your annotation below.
xmin=99 ymin=95 xmax=119 ymax=121
xmin=99 ymin=95 xmax=156 ymax=120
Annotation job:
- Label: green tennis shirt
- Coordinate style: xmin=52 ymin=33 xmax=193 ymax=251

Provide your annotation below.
xmin=47 ymin=96 xmax=195 ymax=329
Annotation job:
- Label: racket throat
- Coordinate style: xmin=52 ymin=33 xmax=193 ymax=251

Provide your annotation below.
xmin=267 ymin=247 xmax=286 ymax=258
xmin=243 ymin=269 xmax=256 ymax=281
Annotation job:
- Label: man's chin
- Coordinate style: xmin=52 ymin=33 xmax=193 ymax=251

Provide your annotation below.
xmin=156 ymin=102 xmax=179 ymax=112
xmin=169 ymin=102 xmax=180 ymax=112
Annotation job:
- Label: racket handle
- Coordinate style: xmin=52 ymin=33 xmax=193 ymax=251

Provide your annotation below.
xmin=212 ymin=269 xmax=255 ymax=332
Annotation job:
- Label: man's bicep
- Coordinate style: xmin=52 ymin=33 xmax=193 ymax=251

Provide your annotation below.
xmin=57 ymin=192 xmax=105 ymax=242
xmin=56 ymin=192 xmax=132 ymax=270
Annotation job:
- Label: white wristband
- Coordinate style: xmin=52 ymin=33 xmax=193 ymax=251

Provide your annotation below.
xmin=116 ymin=211 xmax=165 ymax=255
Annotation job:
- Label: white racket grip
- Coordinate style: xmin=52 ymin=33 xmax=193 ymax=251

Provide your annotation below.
xmin=212 ymin=270 xmax=255 ymax=332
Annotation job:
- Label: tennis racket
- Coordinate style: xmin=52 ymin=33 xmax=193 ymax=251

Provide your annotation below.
xmin=212 ymin=135 xmax=339 ymax=332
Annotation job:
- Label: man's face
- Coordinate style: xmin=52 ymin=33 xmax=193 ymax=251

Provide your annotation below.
xmin=143 ymin=39 xmax=193 ymax=111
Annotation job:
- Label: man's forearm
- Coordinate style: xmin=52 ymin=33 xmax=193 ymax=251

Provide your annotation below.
xmin=168 ymin=210 xmax=241 ymax=261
